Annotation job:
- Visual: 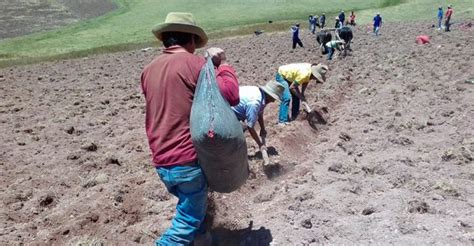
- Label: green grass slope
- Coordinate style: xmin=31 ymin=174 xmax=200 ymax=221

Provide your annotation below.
xmin=0 ymin=0 xmax=472 ymax=67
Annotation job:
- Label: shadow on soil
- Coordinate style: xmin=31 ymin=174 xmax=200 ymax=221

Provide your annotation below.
xmin=211 ymin=221 xmax=273 ymax=246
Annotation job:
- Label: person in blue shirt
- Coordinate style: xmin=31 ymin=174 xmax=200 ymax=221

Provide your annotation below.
xmin=335 ymin=16 xmax=342 ymax=29
xmin=437 ymin=7 xmax=443 ymax=30
xmin=291 ymin=23 xmax=304 ymax=49
xmin=309 ymin=15 xmax=318 ymax=34
xmin=373 ymin=13 xmax=383 ymax=36
xmin=231 ymin=80 xmax=284 ymax=163
xmin=338 ymin=10 xmax=345 ymax=26
xmin=320 ymin=14 xmax=326 ymax=29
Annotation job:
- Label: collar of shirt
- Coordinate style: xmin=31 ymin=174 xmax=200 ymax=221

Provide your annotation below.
xmin=163 ymin=45 xmax=189 ymax=54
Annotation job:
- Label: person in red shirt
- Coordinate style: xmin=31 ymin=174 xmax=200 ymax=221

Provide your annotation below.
xmin=141 ymin=12 xmax=238 ymax=245
xmin=349 ymin=11 xmax=356 ymax=26
xmin=445 ymin=5 xmax=453 ymax=32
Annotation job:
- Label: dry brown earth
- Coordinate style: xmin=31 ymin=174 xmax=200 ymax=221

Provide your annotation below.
xmin=1 ymin=21 xmax=473 ymax=245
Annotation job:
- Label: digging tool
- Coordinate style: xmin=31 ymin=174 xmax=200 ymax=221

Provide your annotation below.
xmin=302 ymin=101 xmax=312 ymax=113
xmin=260 ymin=136 xmax=271 ymax=166
xmin=302 ymin=102 xmax=328 ymax=130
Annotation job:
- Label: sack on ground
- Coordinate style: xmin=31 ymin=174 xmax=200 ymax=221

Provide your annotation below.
xmin=190 ymin=58 xmax=249 ymax=193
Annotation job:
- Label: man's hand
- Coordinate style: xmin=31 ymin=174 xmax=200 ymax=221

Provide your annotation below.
xmin=205 ymin=47 xmax=226 ymax=67
xmin=259 ymin=128 xmax=267 ymax=138
xmin=260 ymin=144 xmax=271 ymax=166
xmin=300 ymin=95 xmax=306 ymax=102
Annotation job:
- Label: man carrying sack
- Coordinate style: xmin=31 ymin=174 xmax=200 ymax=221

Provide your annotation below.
xmin=141 ymin=12 xmax=215 ymax=246
xmin=274 ymin=63 xmax=329 ymax=124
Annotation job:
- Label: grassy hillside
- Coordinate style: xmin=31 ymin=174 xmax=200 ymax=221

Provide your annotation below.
xmin=0 ymin=0 xmax=472 ymax=67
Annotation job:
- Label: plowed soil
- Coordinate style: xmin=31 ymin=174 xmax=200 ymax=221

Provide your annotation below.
xmin=1 ymin=21 xmax=473 ymax=245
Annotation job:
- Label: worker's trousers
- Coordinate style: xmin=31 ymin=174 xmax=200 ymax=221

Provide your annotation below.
xmin=275 ymin=73 xmax=300 ymax=123
xmin=155 ymin=163 xmax=208 ymax=246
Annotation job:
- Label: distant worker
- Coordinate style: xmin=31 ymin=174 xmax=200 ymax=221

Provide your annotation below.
xmin=291 ymin=23 xmax=304 ymax=49
xmin=335 ymin=17 xmax=343 ymax=29
xmin=310 ymin=15 xmax=319 ymax=34
xmin=325 ymin=40 xmax=345 ymax=60
xmin=437 ymin=6 xmax=443 ymax=30
xmin=274 ymin=63 xmax=328 ymax=124
xmin=316 ymin=30 xmax=332 ymax=45
xmin=337 ymin=26 xmax=353 ymax=56
xmin=308 ymin=15 xmax=314 ymax=31
xmin=231 ymin=81 xmax=284 ymax=164
xmin=373 ymin=13 xmax=383 ymax=36
xmin=316 ymin=30 xmax=332 ymax=54
xmin=320 ymin=13 xmax=326 ymax=29
xmin=349 ymin=11 xmax=356 ymax=26
xmin=338 ymin=10 xmax=346 ymax=26
xmin=445 ymin=5 xmax=453 ymax=32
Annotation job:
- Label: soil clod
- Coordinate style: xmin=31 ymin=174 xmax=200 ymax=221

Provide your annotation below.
xmin=301 ymin=219 xmax=313 ymax=229
xmin=362 ymin=207 xmax=376 ymax=215
xmin=408 ymin=200 xmax=430 ymax=214
xmin=82 ymin=143 xmax=98 ymax=152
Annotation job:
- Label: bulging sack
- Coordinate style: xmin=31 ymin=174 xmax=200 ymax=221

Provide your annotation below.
xmin=190 ymin=58 xmax=249 ymax=193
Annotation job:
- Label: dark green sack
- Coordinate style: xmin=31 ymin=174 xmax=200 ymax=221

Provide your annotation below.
xmin=190 ymin=58 xmax=248 ymax=193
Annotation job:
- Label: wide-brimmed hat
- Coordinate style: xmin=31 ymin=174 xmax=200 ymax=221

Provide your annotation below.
xmin=152 ymin=12 xmax=208 ymax=48
xmin=260 ymin=80 xmax=284 ymax=102
xmin=311 ymin=64 xmax=329 ymax=83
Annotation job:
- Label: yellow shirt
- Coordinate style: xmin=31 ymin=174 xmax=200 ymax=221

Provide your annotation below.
xmin=278 ymin=63 xmax=312 ymax=85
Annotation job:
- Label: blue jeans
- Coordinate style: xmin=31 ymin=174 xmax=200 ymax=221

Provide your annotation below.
xmin=155 ymin=163 xmax=208 ymax=246
xmin=327 ymin=47 xmax=335 ymax=60
xmin=292 ymin=38 xmax=303 ymax=49
xmin=275 ymin=73 xmax=300 ymax=122
xmin=438 ymin=18 xmax=442 ymax=29
xmin=374 ymin=26 xmax=380 ymax=36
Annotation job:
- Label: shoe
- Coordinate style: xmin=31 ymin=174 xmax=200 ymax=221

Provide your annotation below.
xmin=277 ymin=122 xmax=290 ymax=127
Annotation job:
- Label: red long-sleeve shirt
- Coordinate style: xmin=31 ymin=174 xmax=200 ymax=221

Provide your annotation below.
xmin=446 ymin=8 xmax=453 ymax=18
xmin=141 ymin=46 xmax=240 ymax=167
xmin=216 ymin=64 xmax=240 ymax=106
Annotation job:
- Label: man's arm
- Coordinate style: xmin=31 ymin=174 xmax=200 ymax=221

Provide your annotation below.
xmin=257 ymin=112 xmax=266 ymax=138
xmin=216 ymin=65 xmax=240 ymax=106
xmin=248 ymin=126 xmax=263 ymax=148
xmin=289 ymin=82 xmax=306 ymax=101
xmin=245 ymin=103 xmax=264 ymax=147
xmin=207 ymin=47 xmax=240 ymax=106
xmin=301 ymin=82 xmax=308 ymax=98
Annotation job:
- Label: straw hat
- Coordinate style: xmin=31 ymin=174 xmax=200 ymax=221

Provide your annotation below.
xmin=152 ymin=12 xmax=208 ymax=48
xmin=311 ymin=64 xmax=329 ymax=83
xmin=260 ymin=80 xmax=285 ymax=102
